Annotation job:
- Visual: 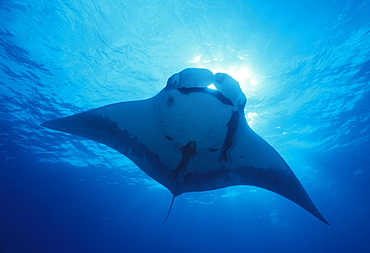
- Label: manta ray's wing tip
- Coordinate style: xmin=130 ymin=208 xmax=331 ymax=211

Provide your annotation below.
xmin=316 ymin=211 xmax=330 ymax=225
xmin=40 ymin=118 xmax=62 ymax=131
xmin=40 ymin=121 xmax=49 ymax=128
xmin=40 ymin=119 xmax=53 ymax=129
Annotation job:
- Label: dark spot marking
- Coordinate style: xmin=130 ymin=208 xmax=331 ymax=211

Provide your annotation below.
xmin=209 ymin=148 xmax=218 ymax=152
xmin=167 ymin=95 xmax=174 ymax=107
xmin=165 ymin=135 xmax=174 ymax=141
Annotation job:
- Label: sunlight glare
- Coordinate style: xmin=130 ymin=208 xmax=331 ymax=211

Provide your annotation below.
xmin=229 ymin=67 xmax=252 ymax=84
xmin=207 ymin=83 xmax=217 ymax=90
xmin=246 ymin=112 xmax=259 ymax=128
xmin=250 ymin=78 xmax=258 ymax=86
xmin=191 ymin=54 xmax=202 ymax=63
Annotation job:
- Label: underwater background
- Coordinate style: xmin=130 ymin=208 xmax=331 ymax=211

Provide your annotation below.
xmin=1 ymin=0 xmax=369 ymax=252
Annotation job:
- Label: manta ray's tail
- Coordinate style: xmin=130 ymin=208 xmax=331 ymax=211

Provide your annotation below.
xmin=164 ymin=195 xmax=176 ymax=222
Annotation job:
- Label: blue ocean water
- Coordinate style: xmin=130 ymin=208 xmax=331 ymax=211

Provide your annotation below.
xmin=1 ymin=0 xmax=370 ymax=252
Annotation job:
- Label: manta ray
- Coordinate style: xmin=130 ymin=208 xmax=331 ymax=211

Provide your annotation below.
xmin=41 ymin=68 xmax=329 ymax=225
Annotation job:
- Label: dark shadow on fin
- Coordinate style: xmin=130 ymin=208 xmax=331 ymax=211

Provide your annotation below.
xmin=218 ymin=111 xmax=240 ymax=163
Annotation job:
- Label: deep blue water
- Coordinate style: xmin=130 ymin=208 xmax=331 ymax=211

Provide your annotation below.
xmin=1 ymin=0 xmax=370 ymax=252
